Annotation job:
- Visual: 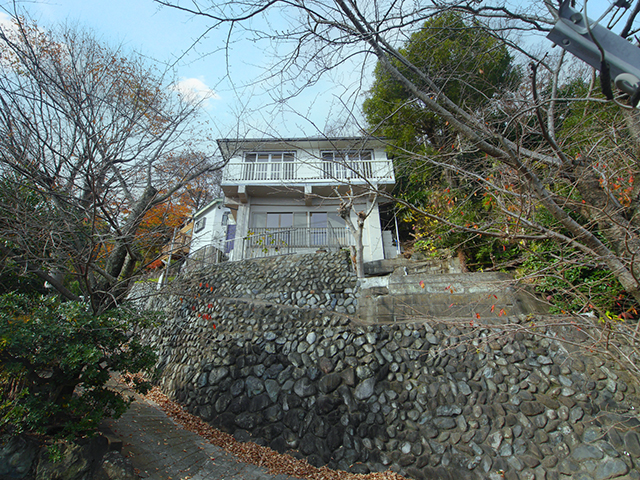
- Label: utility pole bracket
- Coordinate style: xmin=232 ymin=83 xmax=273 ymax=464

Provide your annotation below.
xmin=548 ymin=0 xmax=640 ymax=94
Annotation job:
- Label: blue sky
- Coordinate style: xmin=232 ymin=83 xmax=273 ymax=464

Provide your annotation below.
xmin=6 ymin=0 xmax=361 ymax=139
xmin=0 ymin=0 xmax=624 ymax=140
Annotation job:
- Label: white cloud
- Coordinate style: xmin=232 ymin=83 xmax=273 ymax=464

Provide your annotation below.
xmin=172 ymin=77 xmax=220 ymax=107
xmin=0 ymin=12 xmax=16 ymax=32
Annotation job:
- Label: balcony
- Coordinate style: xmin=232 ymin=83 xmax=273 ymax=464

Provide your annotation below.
xmin=223 ymin=158 xmax=394 ymax=183
xmin=221 ymin=157 xmax=395 ymax=201
xmin=242 ymin=226 xmax=353 ymax=259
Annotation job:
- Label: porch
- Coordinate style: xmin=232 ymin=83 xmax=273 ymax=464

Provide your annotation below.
xmin=242 ymin=226 xmax=353 ymax=259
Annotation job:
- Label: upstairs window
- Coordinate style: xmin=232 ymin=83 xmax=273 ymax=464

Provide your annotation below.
xmin=243 ymin=152 xmax=295 ymax=181
xmin=321 ymin=150 xmax=373 ymax=180
xmin=194 ymin=217 xmax=206 ymax=233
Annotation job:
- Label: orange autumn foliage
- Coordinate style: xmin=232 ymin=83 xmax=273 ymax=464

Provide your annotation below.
xmin=137 ymin=200 xmax=192 ymax=265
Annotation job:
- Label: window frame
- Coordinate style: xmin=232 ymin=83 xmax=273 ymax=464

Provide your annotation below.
xmin=194 ymin=217 xmax=206 ymax=233
xmin=321 ymin=150 xmax=374 ymax=179
xmin=243 ymin=151 xmax=296 ymax=181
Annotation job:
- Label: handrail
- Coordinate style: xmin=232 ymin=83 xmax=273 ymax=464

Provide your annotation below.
xmin=243 ymin=226 xmax=352 ymax=259
xmin=183 ymin=226 xmax=354 ymax=268
xmin=222 ymin=159 xmax=394 ymax=183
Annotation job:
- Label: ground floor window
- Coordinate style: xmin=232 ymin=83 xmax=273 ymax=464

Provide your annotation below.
xmin=250 ymin=211 xmax=348 ymax=247
xmin=252 ymin=211 xmax=344 ymax=229
xmin=252 ymin=212 xmax=293 ymax=229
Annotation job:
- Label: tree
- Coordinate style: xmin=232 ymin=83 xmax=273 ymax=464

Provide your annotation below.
xmin=156 ymin=152 xmax=224 ymax=212
xmin=362 ymin=12 xmax=522 ymax=268
xmin=335 ymin=187 xmax=378 ymax=278
xmin=136 ymin=198 xmax=193 ymax=267
xmin=363 ymin=11 xmax=520 ymax=157
xmin=0 ymin=16 xmax=223 ymax=313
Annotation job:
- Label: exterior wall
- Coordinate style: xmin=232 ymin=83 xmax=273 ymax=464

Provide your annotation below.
xmin=364 ymin=199 xmax=384 ymax=262
xmin=230 ymin=201 xmax=250 ymax=262
xmin=190 ymin=203 xmax=234 ymax=256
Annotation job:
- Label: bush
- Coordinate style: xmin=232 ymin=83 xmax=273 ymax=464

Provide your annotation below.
xmin=0 ymin=293 xmax=156 ymax=438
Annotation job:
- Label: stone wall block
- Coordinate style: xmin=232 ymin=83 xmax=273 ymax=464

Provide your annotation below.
xmin=139 ymin=252 xmax=640 ymax=480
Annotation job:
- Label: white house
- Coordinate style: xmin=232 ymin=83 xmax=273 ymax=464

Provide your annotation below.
xmin=218 ymin=137 xmax=396 ymax=263
xmin=187 ymin=198 xmax=235 ymax=266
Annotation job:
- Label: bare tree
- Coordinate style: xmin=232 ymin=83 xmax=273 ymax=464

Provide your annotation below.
xmin=0 ymin=16 xmax=223 ymax=313
xmin=333 ymin=187 xmax=378 ymax=278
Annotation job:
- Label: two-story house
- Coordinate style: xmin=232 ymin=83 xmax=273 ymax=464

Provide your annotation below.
xmin=218 ymin=137 xmax=396 ymax=263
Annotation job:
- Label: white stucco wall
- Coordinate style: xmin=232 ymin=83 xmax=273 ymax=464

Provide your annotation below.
xmin=190 ymin=202 xmax=234 ymax=255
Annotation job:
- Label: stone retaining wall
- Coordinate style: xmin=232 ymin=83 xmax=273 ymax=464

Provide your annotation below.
xmin=143 ymin=252 xmax=640 ymax=480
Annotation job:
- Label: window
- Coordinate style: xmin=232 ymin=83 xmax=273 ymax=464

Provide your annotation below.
xmin=243 ymin=152 xmax=295 ymax=181
xmin=250 ymin=212 xmax=293 ymax=250
xmin=221 ymin=212 xmax=229 ymax=226
xmin=267 ymin=212 xmax=293 ymax=228
xmin=310 ymin=212 xmax=327 ymax=228
xmin=310 ymin=212 xmax=327 ymax=245
xmin=251 ymin=212 xmax=293 ymax=229
xmin=321 ymin=150 xmax=373 ymax=179
xmin=250 ymin=211 xmax=348 ymax=248
xmin=194 ymin=217 xmax=206 ymax=233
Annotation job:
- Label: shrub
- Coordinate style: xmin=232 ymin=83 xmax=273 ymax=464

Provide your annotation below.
xmin=0 ymin=293 xmax=156 ymax=438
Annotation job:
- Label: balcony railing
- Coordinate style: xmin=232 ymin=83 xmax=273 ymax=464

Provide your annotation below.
xmin=184 ymin=244 xmax=229 ymax=271
xmin=222 ymin=159 xmax=394 ymax=184
xmin=243 ymin=226 xmax=352 ymax=258
xmin=160 ymin=232 xmax=191 ymax=259
xmin=182 ymin=227 xmax=352 ymax=269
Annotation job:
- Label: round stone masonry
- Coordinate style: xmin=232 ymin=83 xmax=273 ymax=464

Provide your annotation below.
xmin=141 ymin=252 xmax=640 ymax=480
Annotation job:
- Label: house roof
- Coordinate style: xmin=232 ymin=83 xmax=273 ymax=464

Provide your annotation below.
xmin=193 ymin=198 xmax=224 ymax=219
xmin=216 ymin=136 xmax=388 ymax=162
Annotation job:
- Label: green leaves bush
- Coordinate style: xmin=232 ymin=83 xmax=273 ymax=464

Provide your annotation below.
xmin=0 ymin=293 xmax=156 ymax=438
xmin=519 ymin=241 xmax=632 ymax=317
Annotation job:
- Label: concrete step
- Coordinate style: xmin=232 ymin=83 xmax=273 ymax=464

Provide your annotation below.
xmin=358 ymin=270 xmax=547 ymax=323
xmin=364 ymin=257 xmax=463 ymax=276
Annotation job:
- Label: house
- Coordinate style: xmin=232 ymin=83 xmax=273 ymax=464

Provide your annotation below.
xmin=186 ymin=198 xmax=235 ymax=268
xmin=218 ymin=137 xmax=396 ymax=263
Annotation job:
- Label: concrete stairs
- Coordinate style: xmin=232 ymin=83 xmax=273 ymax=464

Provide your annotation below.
xmin=358 ymin=257 xmax=547 ymax=323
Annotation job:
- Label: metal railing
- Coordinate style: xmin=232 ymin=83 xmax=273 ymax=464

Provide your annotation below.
xmin=223 ymin=159 xmax=394 ymax=183
xmin=182 ymin=227 xmax=353 ymax=269
xmin=183 ymin=244 xmax=229 ymax=271
xmin=243 ymin=226 xmax=352 ymax=259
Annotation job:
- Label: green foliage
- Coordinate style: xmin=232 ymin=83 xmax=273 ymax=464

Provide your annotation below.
xmin=413 ymin=239 xmax=441 ymax=258
xmin=554 ymin=79 xmax=623 ymax=157
xmin=363 ymin=12 xmax=522 ymax=269
xmin=0 ymin=294 xmax=156 ymax=438
xmin=363 ymin=12 xmax=520 ymax=156
xmin=519 ymin=241 xmax=634 ymax=317
xmin=0 ymin=259 xmax=47 ymax=295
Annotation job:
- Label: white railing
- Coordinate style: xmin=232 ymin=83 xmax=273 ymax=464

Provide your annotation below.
xmin=222 ymin=159 xmax=394 ymax=184
xmin=183 ymin=244 xmax=229 ymax=271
